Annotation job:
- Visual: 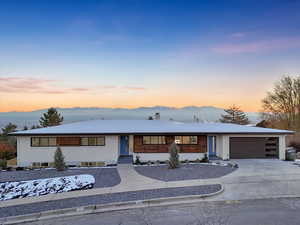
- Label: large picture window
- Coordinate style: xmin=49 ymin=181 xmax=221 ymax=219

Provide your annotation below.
xmin=31 ymin=136 xmax=105 ymax=147
xmin=175 ymin=136 xmax=198 ymax=144
xmin=143 ymin=136 xmax=166 ymax=145
xmin=31 ymin=137 xmax=57 ymax=147
xmin=80 ymin=137 xmax=105 ymax=146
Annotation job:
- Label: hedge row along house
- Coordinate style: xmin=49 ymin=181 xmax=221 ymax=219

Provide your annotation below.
xmin=10 ymin=120 xmax=294 ymax=167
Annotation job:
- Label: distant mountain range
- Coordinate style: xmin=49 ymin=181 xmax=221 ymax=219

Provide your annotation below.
xmin=0 ymin=106 xmax=260 ymax=129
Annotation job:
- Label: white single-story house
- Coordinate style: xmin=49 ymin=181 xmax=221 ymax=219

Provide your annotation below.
xmin=11 ymin=120 xmax=294 ymax=167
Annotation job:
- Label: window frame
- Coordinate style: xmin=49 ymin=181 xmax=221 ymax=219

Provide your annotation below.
xmin=31 ymin=137 xmax=58 ymax=147
xmin=175 ymin=136 xmax=198 ymax=145
xmin=81 ymin=136 xmax=105 ymax=146
xmin=142 ymin=136 xmax=166 ymax=145
xmin=31 ymin=136 xmax=106 ymax=147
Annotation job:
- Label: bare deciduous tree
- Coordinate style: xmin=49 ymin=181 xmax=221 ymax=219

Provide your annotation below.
xmin=262 ymin=76 xmax=300 ymax=130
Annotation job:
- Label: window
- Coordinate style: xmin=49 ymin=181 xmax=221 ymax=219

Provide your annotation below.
xmin=143 ymin=136 xmax=166 ymax=144
xmin=57 ymin=137 xmax=81 ymax=146
xmin=40 ymin=138 xmax=49 ymax=146
xmin=143 ymin=136 xmax=151 ymax=144
xmin=31 ymin=136 xmax=105 ymax=147
xmin=49 ymin=138 xmax=57 ymax=146
xmin=81 ymin=137 xmax=105 ymax=146
xmin=31 ymin=137 xmax=40 ymax=147
xmin=41 ymin=162 xmax=49 ymax=167
xmin=175 ymin=136 xmax=198 ymax=144
xmin=96 ymin=137 xmax=105 ymax=146
xmin=81 ymin=137 xmax=89 ymax=146
xmin=31 ymin=137 xmax=57 ymax=147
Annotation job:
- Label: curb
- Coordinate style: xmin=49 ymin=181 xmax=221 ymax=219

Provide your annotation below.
xmin=1 ymin=185 xmax=224 ymax=225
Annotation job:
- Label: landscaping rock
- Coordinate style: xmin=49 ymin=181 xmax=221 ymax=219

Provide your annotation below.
xmin=0 ymin=168 xmax=120 ymax=188
xmin=0 ymin=174 xmax=95 ymax=201
xmin=134 ymin=164 xmax=236 ymax=181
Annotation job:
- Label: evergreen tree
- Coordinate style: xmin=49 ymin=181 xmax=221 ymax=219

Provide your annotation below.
xmin=23 ymin=126 xmax=28 ymax=130
xmin=54 ymin=147 xmax=66 ymax=171
xmin=0 ymin=123 xmax=17 ymax=149
xmin=219 ymin=105 xmax=250 ymax=125
xmin=39 ymin=108 xmax=63 ymax=127
xmin=1 ymin=123 xmax=17 ymax=136
xmin=168 ymin=142 xmax=180 ymax=169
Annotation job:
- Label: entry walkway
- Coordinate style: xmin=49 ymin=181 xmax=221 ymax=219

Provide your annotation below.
xmin=2 ymin=159 xmax=300 ymax=208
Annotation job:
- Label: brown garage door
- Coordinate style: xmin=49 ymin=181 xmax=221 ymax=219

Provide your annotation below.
xmin=230 ymin=137 xmax=278 ymax=159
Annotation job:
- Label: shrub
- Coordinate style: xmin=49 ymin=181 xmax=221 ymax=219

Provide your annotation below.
xmin=0 ymin=159 xmax=7 ymax=170
xmin=1 ymin=151 xmax=15 ymax=160
xmin=134 ymin=155 xmax=141 ymax=165
xmin=54 ymin=147 xmax=66 ymax=171
xmin=195 ymin=158 xmax=201 ymax=163
xmin=168 ymin=142 xmax=180 ymax=169
xmin=200 ymin=153 xmax=209 ymax=163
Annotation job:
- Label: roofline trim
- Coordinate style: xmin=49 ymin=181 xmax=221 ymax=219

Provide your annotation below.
xmin=10 ymin=131 xmax=294 ymax=136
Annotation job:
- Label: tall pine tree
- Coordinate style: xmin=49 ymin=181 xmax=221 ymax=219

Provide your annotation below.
xmin=1 ymin=123 xmax=17 ymax=136
xmin=39 ymin=108 xmax=64 ymax=127
xmin=219 ymin=105 xmax=250 ymax=125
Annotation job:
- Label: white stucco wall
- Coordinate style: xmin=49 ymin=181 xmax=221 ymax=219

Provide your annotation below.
xmin=278 ymin=135 xmax=286 ymax=160
xmin=215 ymin=135 xmax=228 ymax=159
xmin=17 ymin=135 xmax=119 ymax=167
xmin=215 ymin=134 xmax=287 ymax=160
xmin=128 ymin=135 xmax=134 ymax=154
xmin=133 ymin=153 xmax=206 ymax=162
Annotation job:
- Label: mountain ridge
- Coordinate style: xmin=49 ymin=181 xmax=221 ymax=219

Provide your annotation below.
xmin=0 ymin=106 xmax=260 ymax=128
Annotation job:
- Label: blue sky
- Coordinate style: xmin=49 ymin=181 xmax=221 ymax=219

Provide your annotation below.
xmin=1 ymin=0 xmax=300 ymax=112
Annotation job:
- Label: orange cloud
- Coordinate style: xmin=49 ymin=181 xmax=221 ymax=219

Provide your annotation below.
xmin=0 ymin=77 xmax=56 ymax=93
xmin=122 ymin=86 xmax=146 ymax=91
xmin=0 ymin=77 xmax=147 ymax=96
xmin=97 ymin=85 xmax=117 ymax=89
xmin=70 ymin=88 xmax=90 ymax=92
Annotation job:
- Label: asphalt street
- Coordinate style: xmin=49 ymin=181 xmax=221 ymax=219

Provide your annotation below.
xmin=17 ymin=197 xmax=300 ymax=225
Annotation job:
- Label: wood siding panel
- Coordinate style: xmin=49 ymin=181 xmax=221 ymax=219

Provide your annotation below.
xmin=133 ymin=135 xmax=207 ymax=153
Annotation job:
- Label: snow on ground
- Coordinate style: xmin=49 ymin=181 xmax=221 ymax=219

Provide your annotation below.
xmin=0 ymin=174 xmax=95 ymax=201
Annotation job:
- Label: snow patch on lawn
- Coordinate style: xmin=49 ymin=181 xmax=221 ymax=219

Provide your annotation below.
xmin=0 ymin=174 xmax=95 ymax=201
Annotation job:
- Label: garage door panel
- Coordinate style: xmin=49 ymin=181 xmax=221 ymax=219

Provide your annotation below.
xmin=230 ymin=137 xmax=275 ymax=159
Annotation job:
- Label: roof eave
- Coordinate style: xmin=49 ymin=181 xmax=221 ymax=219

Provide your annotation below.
xmin=10 ymin=131 xmax=295 ymax=136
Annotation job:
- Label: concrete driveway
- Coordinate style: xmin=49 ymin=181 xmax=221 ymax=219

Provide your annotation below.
xmin=211 ymin=159 xmax=300 ymax=201
xmin=229 ymin=159 xmax=300 ymax=177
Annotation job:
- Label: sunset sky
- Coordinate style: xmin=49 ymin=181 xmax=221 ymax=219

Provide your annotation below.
xmin=1 ymin=0 xmax=300 ymax=112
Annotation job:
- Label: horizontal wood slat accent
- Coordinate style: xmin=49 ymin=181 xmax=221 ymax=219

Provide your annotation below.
xmin=57 ymin=137 xmax=81 ymax=146
xmin=133 ymin=135 xmax=207 ymax=153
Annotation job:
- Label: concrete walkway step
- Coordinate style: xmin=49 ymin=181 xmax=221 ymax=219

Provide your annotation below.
xmin=118 ymin=155 xmax=133 ymax=164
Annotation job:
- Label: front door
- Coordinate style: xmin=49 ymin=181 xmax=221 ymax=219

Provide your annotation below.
xmin=208 ymin=136 xmax=216 ymax=157
xmin=120 ymin=136 xmax=129 ymax=155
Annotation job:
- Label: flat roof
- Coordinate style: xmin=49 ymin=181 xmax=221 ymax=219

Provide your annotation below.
xmin=11 ymin=119 xmax=294 ymax=136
